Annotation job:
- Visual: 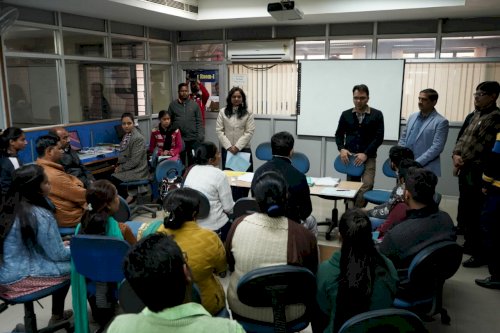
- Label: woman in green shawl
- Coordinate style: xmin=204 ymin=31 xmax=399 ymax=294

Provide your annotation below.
xmin=71 ymin=180 xmax=133 ymax=333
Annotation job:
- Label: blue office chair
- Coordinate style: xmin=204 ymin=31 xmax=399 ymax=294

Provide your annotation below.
xmin=120 ymin=179 xmax=161 ymax=219
xmin=233 ymin=265 xmax=316 ymax=333
xmin=317 ymin=155 xmax=366 ymax=240
xmin=112 ymin=196 xmax=143 ymax=237
xmin=255 ymin=142 xmax=273 ymax=161
xmin=363 ymin=159 xmax=398 ymax=205
xmin=338 ymin=308 xmax=427 ymax=333
xmin=394 ymin=241 xmax=462 ymax=325
xmin=0 ymin=280 xmax=74 ymax=333
xmin=291 ymin=152 xmax=310 ymax=174
xmin=155 ymin=159 xmax=184 ymax=183
xmin=71 ymin=235 xmax=130 ymax=293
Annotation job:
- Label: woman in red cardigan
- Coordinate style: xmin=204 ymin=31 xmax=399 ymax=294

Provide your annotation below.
xmin=148 ymin=109 xmax=182 ymax=162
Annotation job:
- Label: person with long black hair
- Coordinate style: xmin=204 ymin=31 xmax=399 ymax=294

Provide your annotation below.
xmin=0 ymin=164 xmax=72 ymax=326
xmin=0 ymin=127 xmax=27 ymax=197
xmin=112 ymin=112 xmax=149 ymax=204
xmin=141 ymin=187 xmax=227 ymax=316
xmin=216 ymin=87 xmax=255 ymax=171
xmin=183 ymin=141 xmax=234 ymax=241
xmin=71 ymin=179 xmax=136 ymax=333
xmin=148 ymin=109 xmax=182 ymax=162
xmin=315 ymin=209 xmax=398 ymax=333
xmin=225 ymin=171 xmax=318 ymax=324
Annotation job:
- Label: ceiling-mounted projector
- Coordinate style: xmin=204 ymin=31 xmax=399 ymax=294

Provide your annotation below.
xmin=267 ymin=1 xmax=303 ymax=21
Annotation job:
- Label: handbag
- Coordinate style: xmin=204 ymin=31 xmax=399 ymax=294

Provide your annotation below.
xmin=159 ymin=167 xmax=183 ymax=200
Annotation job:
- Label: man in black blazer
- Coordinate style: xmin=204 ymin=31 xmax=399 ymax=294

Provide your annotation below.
xmin=251 ymin=131 xmax=312 ymax=226
xmin=335 ymin=84 xmax=384 ymax=208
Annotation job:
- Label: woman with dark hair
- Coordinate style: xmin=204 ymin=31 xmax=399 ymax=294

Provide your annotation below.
xmin=183 ymin=141 xmax=234 ymax=241
xmin=148 ymin=109 xmax=182 ymax=162
xmin=216 ymin=87 xmax=255 ymax=171
xmin=225 ymin=171 xmax=318 ymax=324
xmin=72 ymin=179 xmax=135 ymax=333
xmin=140 ymin=187 xmax=227 ymax=316
xmin=0 ymin=164 xmax=72 ymax=325
xmin=315 ymin=209 xmax=398 ymax=333
xmin=0 ymin=127 xmax=27 ymax=196
xmin=112 ymin=112 xmax=149 ymax=203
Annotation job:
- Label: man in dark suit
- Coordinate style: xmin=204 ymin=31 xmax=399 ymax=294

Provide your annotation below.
xmin=251 ymin=131 xmax=312 ymax=226
xmin=335 ymin=84 xmax=384 ymax=208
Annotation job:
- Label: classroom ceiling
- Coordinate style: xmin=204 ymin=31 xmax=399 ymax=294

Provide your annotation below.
xmin=6 ymin=0 xmax=500 ymax=31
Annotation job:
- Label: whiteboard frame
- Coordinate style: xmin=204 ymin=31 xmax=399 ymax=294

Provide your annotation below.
xmin=297 ymin=59 xmax=405 ymax=141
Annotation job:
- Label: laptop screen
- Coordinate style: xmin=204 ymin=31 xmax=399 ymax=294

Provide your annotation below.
xmin=68 ymin=130 xmax=82 ymax=151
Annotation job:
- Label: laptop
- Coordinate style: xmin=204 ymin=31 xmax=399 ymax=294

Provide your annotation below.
xmin=68 ymin=130 xmax=83 ymax=151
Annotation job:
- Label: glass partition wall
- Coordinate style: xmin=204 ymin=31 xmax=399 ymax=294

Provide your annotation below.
xmin=2 ymin=11 xmax=172 ymax=128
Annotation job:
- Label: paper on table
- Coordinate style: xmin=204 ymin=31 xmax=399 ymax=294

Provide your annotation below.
xmin=320 ymin=188 xmax=357 ymax=197
xmin=311 ymin=177 xmax=340 ymax=186
xmin=224 ymin=170 xmax=247 ymax=178
xmin=237 ymin=172 xmax=254 ymax=183
xmin=226 ymin=151 xmax=251 ymax=172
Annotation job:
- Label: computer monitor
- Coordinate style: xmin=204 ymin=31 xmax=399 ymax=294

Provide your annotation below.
xmin=68 ymin=130 xmax=82 ymax=151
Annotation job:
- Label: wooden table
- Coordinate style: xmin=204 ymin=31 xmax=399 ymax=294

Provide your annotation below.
xmin=224 ymin=171 xmax=363 ymax=239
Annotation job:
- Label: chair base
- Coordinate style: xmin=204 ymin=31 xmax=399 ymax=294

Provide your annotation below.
xmin=232 ymin=313 xmax=309 ymax=333
xmin=130 ymin=203 xmax=161 ymax=219
xmin=0 ymin=281 xmax=74 ymax=333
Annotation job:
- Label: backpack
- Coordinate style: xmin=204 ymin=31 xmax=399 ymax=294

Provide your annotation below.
xmin=159 ymin=167 xmax=183 ymax=200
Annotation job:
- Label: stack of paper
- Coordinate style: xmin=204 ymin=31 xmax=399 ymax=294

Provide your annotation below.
xmin=310 ymin=177 xmax=340 ymax=186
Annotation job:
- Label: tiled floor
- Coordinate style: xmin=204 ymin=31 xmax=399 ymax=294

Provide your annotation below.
xmin=1 ymin=195 xmax=499 ymax=333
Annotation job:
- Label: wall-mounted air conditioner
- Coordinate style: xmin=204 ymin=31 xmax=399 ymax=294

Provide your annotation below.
xmin=228 ymin=39 xmax=295 ymax=62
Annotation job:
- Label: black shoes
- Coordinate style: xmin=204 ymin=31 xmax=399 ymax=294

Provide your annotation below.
xmin=475 ymin=276 xmax=500 ymax=290
xmin=462 ymin=256 xmax=486 ymax=268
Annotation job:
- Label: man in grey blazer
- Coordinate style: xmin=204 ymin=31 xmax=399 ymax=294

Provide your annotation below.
xmin=399 ymin=88 xmax=449 ymax=176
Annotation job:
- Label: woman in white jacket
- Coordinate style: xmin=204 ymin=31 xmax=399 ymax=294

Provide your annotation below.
xmin=183 ymin=142 xmax=234 ymax=241
xmin=216 ymin=87 xmax=255 ymax=199
xmin=216 ymin=87 xmax=255 ymax=171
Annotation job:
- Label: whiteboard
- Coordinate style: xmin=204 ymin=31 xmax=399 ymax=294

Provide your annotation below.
xmin=297 ymin=59 xmax=404 ymax=141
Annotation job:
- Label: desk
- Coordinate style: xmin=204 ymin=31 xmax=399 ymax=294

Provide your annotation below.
xmin=224 ymin=171 xmax=363 ymax=239
xmin=79 ymin=148 xmax=119 ymax=176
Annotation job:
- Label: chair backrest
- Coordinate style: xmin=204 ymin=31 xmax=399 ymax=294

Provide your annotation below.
xmin=338 ymin=308 xmax=427 ymax=333
xmin=408 ymin=241 xmax=462 ymax=284
xmin=168 ymin=187 xmax=210 ymax=220
xmin=232 ymin=197 xmax=260 ymax=221
xmin=433 ymin=192 xmax=442 ymax=206
xmin=291 ymin=152 xmax=310 ymax=174
xmin=237 ymin=264 xmax=316 ymax=313
xmin=195 ymin=189 xmax=210 ymax=219
xmin=382 ymin=158 xmax=397 ymax=178
xmin=334 ymin=155 xmax=365 ymax=177
xmin=155 ymin=159 xmax=184 ymax=183
xmin=71 ymin=235 xmax=130 ymax=283
xmin=112 ymin=196 xmax=131 ymax=223
xmin=255 ymin=142 xmax=273 ymax=161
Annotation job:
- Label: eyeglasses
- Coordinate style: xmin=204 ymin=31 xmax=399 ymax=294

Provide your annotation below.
xmin=353 ymin=96 xmax=368 ymax=101
xmin=473 ymin=92 xmax=489 ymax=97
